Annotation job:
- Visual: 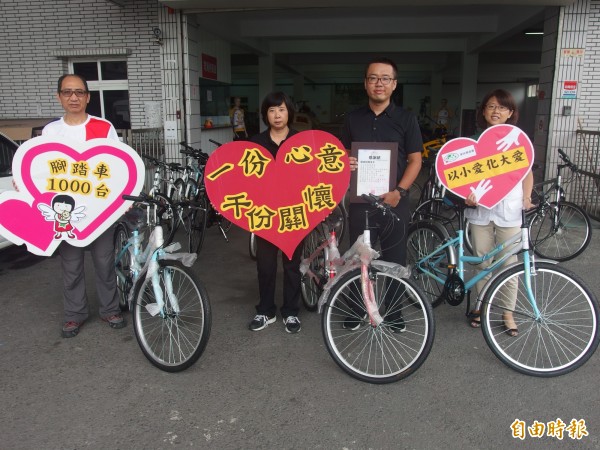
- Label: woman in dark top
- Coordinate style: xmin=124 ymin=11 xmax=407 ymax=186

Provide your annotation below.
xmin=248 ymin=91 xmax=302 ymax=334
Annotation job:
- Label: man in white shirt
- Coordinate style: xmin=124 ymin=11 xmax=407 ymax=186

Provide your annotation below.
xmin=42 ymin=74 xmax=126 ymax=338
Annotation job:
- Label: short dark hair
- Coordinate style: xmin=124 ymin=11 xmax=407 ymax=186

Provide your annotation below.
xmin=364 ymin=57 xmax=398 ymax=79
xmin=260 ymin=91 xmax=295 ymax=127
xmin=52 ymin=194 xmax=76 ymax=208
xmin=57 ymin=74 xmax=89 ymax=93
xmin=477 ymin=89 xmax=519 ymax=129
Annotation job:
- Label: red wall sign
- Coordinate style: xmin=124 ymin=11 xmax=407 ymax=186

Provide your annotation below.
xmin=202 ymin=53 xmax=217 ymax=80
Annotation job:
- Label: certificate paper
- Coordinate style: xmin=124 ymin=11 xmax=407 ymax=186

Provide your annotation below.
xmin=350 ymin=142 xmax=397 ymax=203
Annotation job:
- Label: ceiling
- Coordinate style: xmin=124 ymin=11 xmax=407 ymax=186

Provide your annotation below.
xmin=159 ymin=1 xmax=577 ymax=85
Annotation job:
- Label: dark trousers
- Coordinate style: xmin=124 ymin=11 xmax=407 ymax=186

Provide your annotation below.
xmin=255 ymin=235 xmax=302 ymax=318
xmin=58 ymin=226 xmax=120 ymax=323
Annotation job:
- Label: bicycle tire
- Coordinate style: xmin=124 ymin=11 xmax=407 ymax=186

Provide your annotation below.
xmin=172 ymin=178 xmax=184 ymax=203
xmin=132 ymin=260 xmax=212 ymax=372
xmin=113 ymin=223 xmax=131 ymax=312
xmin=248 ymin=232 xmax=257 ymax=261
xmin=189 ymin=196 xmax=208 ymax=254
xmin=185 ymin=179 xmax=199 ymax=201
xmin=408 ymin=181 xmax=422 ymax=210
xmin=481 ymin=262 xmax=599 ymax=377
xmin=405 ymin=220 xmax=451 ymax=308
xmin=331 ymin=202 xmax=347 ymax=244
xmin=218 ymin=215 xmax=233 ymax=233
xmin=528 ymin=201 xmax=592 ymax=262
xmin=300 ymin=222 xmax=330 ymax=312
xmin=413 ymin=198 xmax=473 ymax=255
xmin=321 ymin=268 xmax=435 ymax=383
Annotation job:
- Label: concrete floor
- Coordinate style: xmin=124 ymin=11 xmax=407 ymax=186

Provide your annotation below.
xmin=1 ymin=220 xmax=599 ymax=449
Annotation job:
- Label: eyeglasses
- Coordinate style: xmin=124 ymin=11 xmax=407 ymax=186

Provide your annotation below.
xmin=485 ymin=104 xmax=510 ymax=112
xmin=59 ymin=89 xmax=88 ymax=98
xmin=366 ymin=76 xmax=395 ymax=86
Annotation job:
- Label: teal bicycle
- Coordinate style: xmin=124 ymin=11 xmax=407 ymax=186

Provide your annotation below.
xmin=114 ymin=193 xmax=212 ymax=372
xmin=406 ymin=213 xmax=599 ymax=377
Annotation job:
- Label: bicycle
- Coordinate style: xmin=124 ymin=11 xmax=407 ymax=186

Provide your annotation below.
xmin=527 ymin=148 xmax=592 ymax=262
xmin=113 ymin=192 xmax=212 ymax=372
xmin=193 ymin=140 xmax=232 ymax=248
xmin=408 ymin=211 xmax=599 ymax=376
xmin=299 ymin=202 xmax=348 ymax=311
xmin=319 ymin=194 xmax=435 ymax=383
xmin=178 ymin=142 xmax=209 ymax=201
xmin=142 ymin=154 xmax=203 ymax=254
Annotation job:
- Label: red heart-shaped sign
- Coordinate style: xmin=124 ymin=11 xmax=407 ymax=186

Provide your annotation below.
xmin=0 ymin=137 xmax=145 ymax=256
xmin=435 ymin=124 xmax=534 ymax=209
xmin=205 ymin=130 xmax=350 ymax=259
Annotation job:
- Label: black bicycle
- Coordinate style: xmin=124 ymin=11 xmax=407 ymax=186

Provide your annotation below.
xmin=527 ymin=148 xmax=592 ymax=262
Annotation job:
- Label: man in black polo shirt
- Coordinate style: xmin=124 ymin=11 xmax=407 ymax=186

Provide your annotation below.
xmin=341 ymin=56 xmax=423 ymax=332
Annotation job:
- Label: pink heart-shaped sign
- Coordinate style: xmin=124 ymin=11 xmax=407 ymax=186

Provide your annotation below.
xmin=0 ymin=137 xmax=145 ymax=256
xmin=435 ymin=124 xmax=534 ymax=209
xmin=205 ymin=130 xmax=350 ymax=259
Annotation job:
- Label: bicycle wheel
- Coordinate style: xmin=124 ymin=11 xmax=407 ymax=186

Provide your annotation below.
xmin=481 ymin=262 xmax=599 ymax=377
xmin=330 ymin=202 xmax=347 ymax=244
xmin=248 ymin=232 xmax=257 ymax=260
xmin=322 ymin=268 xmax=435 ymax=383
xmin=188 ymin=195 xmax=208 ymax=254
xmin=300 ymin=223 xmax=329 ymax=312
xmin=172 ymin=178 xmax=184 ymax=203
xmin=132 ymin=260 xmax=212 ymax=372
xmin=113 ymin=223 xmax=132 ymax=312
xmin=412 ymin=198 xmax=459 ymax=234
xmin=405 ymin=220 xmax=451 ymax=308
xmin=154 ymin=193 xmax=176 ymax=245
xmin=185 ymin=179 xmax=199 ymax=201
xmin=408 ymin=181 xmax=422 ymax=211
xmin=218 ymin=215 xmax=233 ymax=233
xmin=528 ymin=201 xmax=592 ymax=262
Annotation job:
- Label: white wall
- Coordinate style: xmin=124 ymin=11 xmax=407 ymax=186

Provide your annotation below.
xmin=0 ymin=0 xmax=162 ymax=129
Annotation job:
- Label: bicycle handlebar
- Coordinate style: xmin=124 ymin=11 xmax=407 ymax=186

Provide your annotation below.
xmin=209 ymin=139 xmax=222 ymax=147
xmin=179 ymin=142 xmax=210 ymax=164
xmin=557 ymin=148 xmax=580 ymax=172
xmin=360 ymin=194 xmax=400 ymax=221
xmin=122 ymin=192 xmax=162 ymax=205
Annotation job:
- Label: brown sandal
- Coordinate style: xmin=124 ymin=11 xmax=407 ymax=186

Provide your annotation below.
xmin=503 ymin=312 xmax=519 ymax=337
xmin=468 ymin=310 xmax=481 ymax=328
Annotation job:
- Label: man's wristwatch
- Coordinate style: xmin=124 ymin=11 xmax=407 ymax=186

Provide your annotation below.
xmin=395 ymin=186 xmax=409 ymax=198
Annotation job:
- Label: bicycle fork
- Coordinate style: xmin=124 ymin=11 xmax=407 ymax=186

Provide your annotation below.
xmin=521 ymin=228 xmax=542 ymax=320
xmin=362 ymin=230 xmax=384 ymax=327
xmin=144 ymin=227 xmax=182 ymax=318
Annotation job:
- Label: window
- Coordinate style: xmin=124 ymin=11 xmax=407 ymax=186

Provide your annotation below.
xmin=71 ymin=60 xmax=131 ymax=129
xmin=527 ymin=83 xmax=539 ymax=98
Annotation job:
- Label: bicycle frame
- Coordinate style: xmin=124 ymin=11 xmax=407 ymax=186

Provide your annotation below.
xmin=415 ymin=214 xmax=542 ymax=319
xmin=114 ymin=202 xmax=183 ymax=316
xmin=317 ymin=198 xmax=408 ymax=325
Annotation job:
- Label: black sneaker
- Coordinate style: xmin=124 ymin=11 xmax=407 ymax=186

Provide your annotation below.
xmin=284 ymin=316 xmax=301 ymax=334
xmin=387 ymin=310 xmax=406 ymax=333
xmin=343 ymin=314 xmax=366 ymax=331
xmin=249 ymin=314 xmax=276 ymax=331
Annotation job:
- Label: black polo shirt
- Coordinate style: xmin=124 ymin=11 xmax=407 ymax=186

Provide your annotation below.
xmin=250 ymin=128 xmax=299 ymax=157
xmin=341 ymin=102 xmax=423 ymax=183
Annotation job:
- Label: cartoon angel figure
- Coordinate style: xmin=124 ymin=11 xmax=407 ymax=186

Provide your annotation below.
xmin=38 ymin=194 xmax=86 ymax=240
